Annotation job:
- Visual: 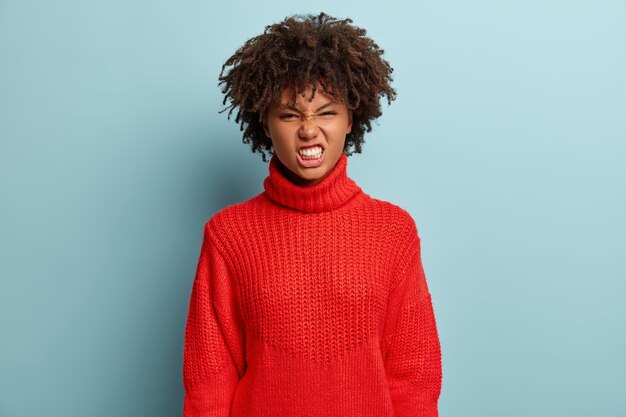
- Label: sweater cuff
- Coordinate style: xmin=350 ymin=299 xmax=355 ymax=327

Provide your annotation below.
xmin=183 ymin=374 xmax=238 ymax=417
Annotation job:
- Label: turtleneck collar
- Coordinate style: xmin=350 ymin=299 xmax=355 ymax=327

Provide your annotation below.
xmin=263 ymin=151 xmax=363 ymax=213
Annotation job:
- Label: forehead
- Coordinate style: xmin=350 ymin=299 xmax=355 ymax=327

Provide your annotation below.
xmin=276 ymin=82 xmax=337 ymax=106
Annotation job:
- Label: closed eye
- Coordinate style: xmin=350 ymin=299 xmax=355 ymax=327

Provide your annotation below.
xmin=278 ymin=111 xmax=337 ymax=120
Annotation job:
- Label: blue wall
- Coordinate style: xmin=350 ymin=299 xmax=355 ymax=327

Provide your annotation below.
xmin=1 ymin=1 xmax=625 ymax=416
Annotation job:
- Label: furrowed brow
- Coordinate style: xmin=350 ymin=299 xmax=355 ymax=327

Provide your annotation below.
xmin=279 ymin=101 xmax=335 ymax=113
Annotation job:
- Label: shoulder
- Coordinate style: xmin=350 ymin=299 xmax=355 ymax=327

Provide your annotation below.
xmin=203 ymin=193 xmax=266 ymax=245
xmin=365 ymin=195 xmax=420 ymax=238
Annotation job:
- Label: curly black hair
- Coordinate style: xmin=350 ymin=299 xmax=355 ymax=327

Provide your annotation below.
xmin=218 ymin=12 xmax=397 ymax=162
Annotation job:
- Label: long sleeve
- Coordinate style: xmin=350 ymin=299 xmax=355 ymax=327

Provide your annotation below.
xmin=382 ymin=220 xmax=442 ymax=417
xmin=182 ymin=222 xmax=246 ymax=417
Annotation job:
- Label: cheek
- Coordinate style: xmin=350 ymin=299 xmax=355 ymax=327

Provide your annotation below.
xmin=329 ymin=120 xmax=351 ymax=135
xmin=267 ymin=125 xmax=295 ymax=149
xmin=270 ymin=123 xmax=290 ymax=138
xmin=265 ymin=120 xmax=279 ymax=138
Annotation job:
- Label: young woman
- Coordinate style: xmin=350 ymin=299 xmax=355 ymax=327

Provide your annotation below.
xmin=182 ymin=12 xmax=442 ymax=417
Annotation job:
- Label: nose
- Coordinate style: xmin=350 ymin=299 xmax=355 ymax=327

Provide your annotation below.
xmin=298 ymin=116 xmax=320 ymax=139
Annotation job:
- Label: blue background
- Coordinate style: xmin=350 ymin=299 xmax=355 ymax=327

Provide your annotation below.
xmin=1 ymin=1 xmax=625 ymax=416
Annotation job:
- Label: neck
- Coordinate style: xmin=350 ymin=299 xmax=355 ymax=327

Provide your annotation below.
xmin=275 ymin=158 xmax=329 ymax=187
xmin=263 ymin=152 xmax=363 ymax=213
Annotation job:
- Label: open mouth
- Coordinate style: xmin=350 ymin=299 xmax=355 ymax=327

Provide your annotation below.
xmin=298 ymin=145 xmax=324 ymax=160
xmin=296 ymin=146 xmax=325 ymax=167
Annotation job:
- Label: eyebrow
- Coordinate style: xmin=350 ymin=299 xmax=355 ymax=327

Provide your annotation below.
xmin=278 ymin=101 xmax=335 ymax=113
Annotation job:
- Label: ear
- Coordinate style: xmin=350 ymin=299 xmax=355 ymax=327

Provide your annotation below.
xmin=346 ymin=109 xmax=353 ymax=134
xmin=261 ymin=111 xmax=271 ymax=138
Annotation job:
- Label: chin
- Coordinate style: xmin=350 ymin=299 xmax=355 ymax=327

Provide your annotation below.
xmin=296 ymin=170 xmax=322 ymax=181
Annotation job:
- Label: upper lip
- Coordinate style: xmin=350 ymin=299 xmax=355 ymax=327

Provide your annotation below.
xmin=297 ymin=143 xmax=325 ymax=152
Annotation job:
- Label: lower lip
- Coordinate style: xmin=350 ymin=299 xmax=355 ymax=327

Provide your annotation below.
xmin=296 ymin=149 xmax=325 ymax=168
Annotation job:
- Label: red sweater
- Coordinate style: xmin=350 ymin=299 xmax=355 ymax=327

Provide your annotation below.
xmin=182 ymin=152 xmax=442 ymax=417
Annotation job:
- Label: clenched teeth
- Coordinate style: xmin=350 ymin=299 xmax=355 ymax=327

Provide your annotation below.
xmin=298 ymin=146 xmax=323 ymax=157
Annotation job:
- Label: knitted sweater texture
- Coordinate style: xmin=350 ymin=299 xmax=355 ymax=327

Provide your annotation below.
xmin=182 ymin=152 xmax=442 ymax=417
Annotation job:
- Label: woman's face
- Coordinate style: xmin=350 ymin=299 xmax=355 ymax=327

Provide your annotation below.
xmin=262 ymin=82 xmax=353 ymax=187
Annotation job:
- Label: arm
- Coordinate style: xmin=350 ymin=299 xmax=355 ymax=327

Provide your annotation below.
xmin=182 ymin=222 xmax=246 ymax=417
xmin=382 ymin=219 xmax=442 ymax=417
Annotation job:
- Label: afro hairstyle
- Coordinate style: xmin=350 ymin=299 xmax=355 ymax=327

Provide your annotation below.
xmin=218 ymin=12 xmax=397 ymax=162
